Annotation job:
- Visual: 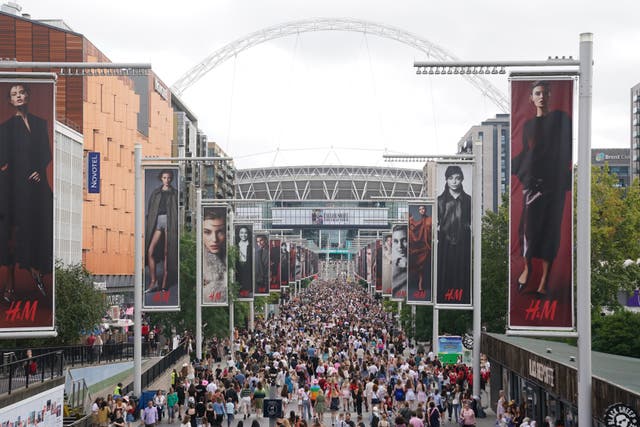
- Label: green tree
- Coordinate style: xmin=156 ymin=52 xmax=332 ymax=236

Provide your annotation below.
xmin=481 ymin=193 xmax=509 ymax=332
xmin=592 ymin=310 xmax=640 ymax=357
xmin=591 ymin=166 xmax=640 ymax=311
xmin=54 ymin=262 xmax=108 ymax=344
xmin=149 ymin=233 xmax=251 ymax=341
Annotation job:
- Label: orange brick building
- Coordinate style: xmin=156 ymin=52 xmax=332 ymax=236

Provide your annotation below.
xmin=0 ymin=11 xmax=173 ymax=282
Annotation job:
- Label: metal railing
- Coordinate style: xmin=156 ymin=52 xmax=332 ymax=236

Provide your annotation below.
xmin=0 ymin=350 xmax=64 ymax=395
xmin=1 ymin=342 xmax=139 ymax=370
xmin=122 ymin=344 xmax=187 ymax=395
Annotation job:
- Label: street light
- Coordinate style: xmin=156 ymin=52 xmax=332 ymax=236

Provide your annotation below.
xmin=407 ymin=34 xmax=592 ymax=424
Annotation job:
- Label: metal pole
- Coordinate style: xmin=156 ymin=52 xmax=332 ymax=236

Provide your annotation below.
xmin=249 ymin=301 xmax=255 ymax=332
xmin=472 ymin=141 xmax=482 ymax=399
xmin=411 ymin=305 xmax=416 ymax=339
xmin=133 ymin=144 xmax=142 ymax=396
xmin=196 ymin=189 xmax=203 ymax=361
xmin=432 ymin=307 xmax=439 ymax=354
xmin=229 ymin=210 xmax=235 ymax=360
xmin=397 ymin=301 xmax=402 ymax=329
xmin=577 ymin=32 xmax=593 ymax=427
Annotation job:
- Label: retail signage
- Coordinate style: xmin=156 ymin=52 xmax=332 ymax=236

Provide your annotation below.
xmin=528 ymin=358 xmax=555 ymax=387
xmin=604 ymin=403 xmax=638 ymax=427
xmin=87 ymin=151 xmax=100 ymax=193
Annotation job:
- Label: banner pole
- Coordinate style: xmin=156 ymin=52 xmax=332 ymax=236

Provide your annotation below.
xmin=133 ymin=144 xmax=142 ymax=396
xmin=577 ymin=32 xmax=593 ymax=426
xmin=472 ymin=141 xmax=482 ymax=399
xmin=196 ymin=188 xmax=202 ymax=361
xmin=432 ymin=307 xmax=439 ymax=354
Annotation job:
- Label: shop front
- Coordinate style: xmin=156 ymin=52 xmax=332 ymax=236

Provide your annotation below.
xmin=482 ymin=333 xmax=639 ymax=426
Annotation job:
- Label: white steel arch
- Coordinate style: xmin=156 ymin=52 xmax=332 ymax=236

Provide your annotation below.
xmin=171 ymin=18 xmax=508 ymax=112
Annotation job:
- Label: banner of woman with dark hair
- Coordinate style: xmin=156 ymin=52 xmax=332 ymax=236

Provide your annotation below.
xmin=254 ymin=232 xmax=270 ymax=296
xmin=435 ymin=163 xmax=472 ymax=308
xmin=234 ymin=223 xmax=254 ymax=301
xmin=391 ymin=224 xmax=408 ymax=301
xmin=0 ymin=77 xmax=56 ymax=335
xmin=202 ymin=205 xmax=228 ymax=306
xmin=407 ymin=203 xmax=433 ymax=305
xmin=509 ymin=77 xmax=574 ymax=332
xmin=269 ymin=239 xmax=281 ymax=292
xmin=143 ymin=166 xmax=180 ymax=311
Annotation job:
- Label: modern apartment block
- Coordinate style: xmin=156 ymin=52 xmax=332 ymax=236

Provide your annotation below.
xmin=204 ymin=140 xmax=235 ymax=201
xmin=456 ymin=113 xmax=510 ymax=212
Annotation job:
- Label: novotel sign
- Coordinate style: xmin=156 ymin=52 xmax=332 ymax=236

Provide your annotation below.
xmin=87 ymin=152 xmax=101 ymax=194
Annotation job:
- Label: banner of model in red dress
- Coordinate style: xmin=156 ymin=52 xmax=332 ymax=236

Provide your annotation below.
xmin=407 ymin=203 xmax=433 ymax=305
xmin=509 ymin=77 xmax=574 ymax=332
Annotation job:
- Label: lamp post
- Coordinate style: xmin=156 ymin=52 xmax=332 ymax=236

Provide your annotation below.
xmin=406 ymin=33 xmax=592 ymax=422
xmin=133 ymin=153 xmax=233 ymax=394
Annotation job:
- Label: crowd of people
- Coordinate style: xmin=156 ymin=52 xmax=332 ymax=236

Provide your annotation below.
xmin=117 ymin=279 xmax=487 ymax=427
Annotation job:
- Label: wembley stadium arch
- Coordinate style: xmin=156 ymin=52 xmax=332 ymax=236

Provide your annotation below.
xmin=234 ymin=165 xmax=425 ymax=258
xmin=171 ymin=18 xmax=508 ymax=112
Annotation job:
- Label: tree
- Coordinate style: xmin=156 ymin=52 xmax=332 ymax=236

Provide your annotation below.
xmin=481 ymin=193 xmax=509 ymax=332
xmin=149 ymin=233 xmax=250 ymax=341
xmin=590 ymin=166 xmax=640 ymax=311
xmin=54 ymin=262 xmax=108 ymax=345
xmin=592 ymin=310 xmax=640 ymax=357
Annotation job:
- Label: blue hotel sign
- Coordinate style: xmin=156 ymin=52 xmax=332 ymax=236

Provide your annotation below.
xmin=87 ymin=152 xmax=101 ymax=193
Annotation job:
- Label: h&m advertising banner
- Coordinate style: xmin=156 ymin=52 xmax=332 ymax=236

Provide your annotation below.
xmin=509 ymin=77 xmax=574 ymax=332
xmin=254 ymin=232 xmax=270 ymax=296
xmin=202 ymin=205 xmax=228 ymax=306
xmin=0 ymin=77 xmax=56 ymax=336
xmin=435 ymin=163 xmax=473 ymax=308
xmin=407 ymin=203 xmax=433 ymax=305
xmin=235 ymin=224 xmax=254 ymax=301
xmin=391 ymin=224 xmax=408 ymax=301
xmin=143 ymin=167 xmax=180 ymax=311
xmin=269 ymin=239 xmax=281 ymax=292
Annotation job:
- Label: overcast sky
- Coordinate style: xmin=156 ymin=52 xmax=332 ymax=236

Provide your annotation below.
xmin=21 ymin=0 xmax=640 ymax=169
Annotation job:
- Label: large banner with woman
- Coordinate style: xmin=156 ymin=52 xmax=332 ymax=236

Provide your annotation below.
xmin=143 ymin=167 xmax=180 ymax=310
xmin=381 ymin=232 xmax=393 ymax=296
xmin=407 ymin=203 xmax=434 ymax=305
xmin=202 ymin=205 xmax=228 ymax=306
xmin=509 ymin=77 xmax=574 ymax=332
xmin=0 ymin=76 xmax=56 ymax=335
xmin=435 ymin=163 xmax=473 ymax=308
xmin=234 ymin=224 xmax=254 ymax=301
xmin=391 ymin=224 xmax=408 ymax=301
